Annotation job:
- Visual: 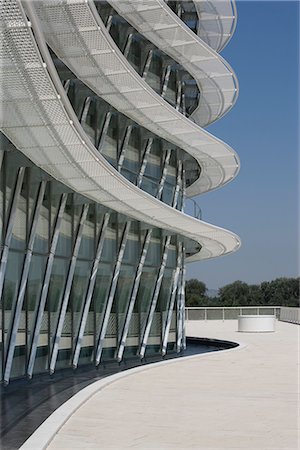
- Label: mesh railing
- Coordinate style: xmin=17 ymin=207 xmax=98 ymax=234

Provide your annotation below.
xmin=279 ymin=307 xmax=300 ymax=325
xmin=185 ymin=306 xmax=282 ymax=321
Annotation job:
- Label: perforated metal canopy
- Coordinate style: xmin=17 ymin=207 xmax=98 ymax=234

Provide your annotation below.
xmin=32 ymin=0 xmax=240 ymax=198
xmin=194 ymin=0 xmax=237 ymax=52
xmin=105 ymin=0 xmax=238 ymax=127
xmin=0 ymin=0 xmax=241 ymax=262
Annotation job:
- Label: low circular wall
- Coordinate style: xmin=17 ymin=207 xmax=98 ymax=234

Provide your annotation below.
xmin=238 ymin=315 xmax=275 ymax=332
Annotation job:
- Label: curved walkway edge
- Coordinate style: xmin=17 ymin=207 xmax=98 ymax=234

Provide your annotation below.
xmin=20 ymin=340 xmax=244 ymax=450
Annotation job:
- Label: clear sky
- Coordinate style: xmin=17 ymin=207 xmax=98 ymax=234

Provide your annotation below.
xmin=186 ymin=0 xmax=299 ymax=289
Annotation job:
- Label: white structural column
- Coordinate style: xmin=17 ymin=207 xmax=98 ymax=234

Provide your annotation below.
xmin=49 ymin=204 xmax=89 ymax=374
xmin=27 ymin=193 xmax=68 ymax=378
xmin=72 ymin=212 xmax=110 ymax=368
xmin=95 ymin=221 xmax=131 ymax=366
xmin=3 ymin=181 xmax=46 ymax=384
xmin=0 ymin=167 xmax=25 ymax=302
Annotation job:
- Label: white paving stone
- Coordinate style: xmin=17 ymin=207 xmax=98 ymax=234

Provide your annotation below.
xmin=45 ymin=320 xmax=299 ymax=449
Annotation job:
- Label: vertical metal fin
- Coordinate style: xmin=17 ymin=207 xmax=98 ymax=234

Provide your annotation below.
xmin=63 ymin=79 xmax=71 ymax=94
xmin=95 ymin=220 xmax=131 ymax=365
xmin=116 ymin=228 xmax=152 ymax=362
xmin=161 ymin=65 xmax=171 ymax=98
xmin=117 ymin=125 xmax=132 ymax=172
xmin=97 ymin=111 xmax=111 ymax=153
xmin=106 ymin=14 xmax=113 ymax=32
xmin=27 ymin=193 xmax=68 ymax=378
xmin=0 ymin=150 xmax=4 ymax=172
xmin=176 ymin=246 xmax=186 ymax=353
xmin=72 ymin=212 xmax=110 ymax=368
xmin=49 ymin=203 xmax=89 ymax=374
xmin=176 ymin=80 xmax=182 ymax=111
xmin=136 ymin=138 xmax=153 ymax=188
xmin=139 ymin=155 xmax=182 ymax=358
xmin=123 ymin=32 xmax=133 ymax=58
xmin=139 ymin=234 xmax=171 ymax=359
xmin=0 ymin=166 xmax=25 ymax=302
xmin=157 ymin=149 xmax=171 ymax=200
xmin=3 ymin=181 xmax=46 ymax=384
xmin=80 ymin=96 xmax=92 ymax=124
xmin=142 ymin=49 xmax=153 ymax=80
xmin=116 ymin=138 xmax=173 ymax=362
xmin=173 ymin=159 xmax=183 ymax=209
xmin=161 ymin=243 xmax=182 ymax=356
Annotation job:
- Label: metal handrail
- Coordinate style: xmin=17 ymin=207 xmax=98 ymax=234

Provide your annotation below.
xmin=186 ymin=198 xmax=202 ymax=220
xmin=185 ymin=306 xmax=283 ymax=322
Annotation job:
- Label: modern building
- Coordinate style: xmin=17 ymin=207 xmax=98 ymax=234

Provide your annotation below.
xmin=0 ymin=0 xmax=240 ymax=384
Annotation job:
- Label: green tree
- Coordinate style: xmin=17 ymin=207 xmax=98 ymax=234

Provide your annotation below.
xmin=261 ymin=278 xmax=299 ymax=306
xmin=218 ymin=281 xmax=250 ymax=306
xmin=185 ymin=279 xmax=207 ymax=306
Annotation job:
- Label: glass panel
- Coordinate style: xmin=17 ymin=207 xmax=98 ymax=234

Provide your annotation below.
xmin=10 ymin=173 xmax=27 ymax=252
xmin=123 ymin=236 xmax=139 ymax=265
xmin=27 ymin=254 xmax=48 ymax=373
xmin=162 ymin=182 xmax=174 ymax=206
xmin=137 ymin=267 xmax=157 ymax=332
xmin=33 ymin=184 xmax=49 ymax=254
xmin=93 ymin=262 xmax=114 ymax=359
xmin=145 ymin=238 xmax=161 ymax=266
xmin=101 ymin=113 xmax=118 ymax=163
xmin=82 ymin=99 xmax=97 ymax=145
xmin=71 ymin=259 xmax=92 ymax=364
xmin=146 ymin=50 xmax=162 ymax=94
xmin=115 ymin=264 xmax=135 ymax=337
xmin=48 ymin=257 xmax=69 ymax=368
xmin=3 ymin=251 xmax=24 ymax=378
xmin=79 ymin=205 xmax=95 ymax=260
xmin=127 ymin=36 xmax=141 ymax=74
xmin=164 ymin=68 xmax=177 ymax=106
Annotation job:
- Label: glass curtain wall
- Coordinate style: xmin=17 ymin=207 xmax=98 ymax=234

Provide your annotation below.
xmin=0 ymin=139 xmax=191 ymax=381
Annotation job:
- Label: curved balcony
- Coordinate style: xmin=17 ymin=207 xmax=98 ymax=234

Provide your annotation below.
xmin=31 ymin=0 xmax=240 ymax=198
xmin=105 ymin=0 xmax=239 ymax=126
xmin=167 ymin=0 xmax=237 ymax=53
xmin=194 ymin=0 xmax=237 ymax=52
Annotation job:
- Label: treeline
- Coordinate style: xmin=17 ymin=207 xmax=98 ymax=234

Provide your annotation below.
xmin=185 ymin=277 xmax=299 ymax=307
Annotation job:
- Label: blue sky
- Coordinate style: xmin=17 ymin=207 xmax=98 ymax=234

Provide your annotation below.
xmin=186 ymin=1 xmax=299 ymax=289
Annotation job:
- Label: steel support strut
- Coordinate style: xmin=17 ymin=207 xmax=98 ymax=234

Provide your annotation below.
xmin=72 ymin=212 xmax=110 ymax=368
xmin=49 ymin=203 xmax=89 ymax=374
xmin=95 ymin=220 xmax=131 ymax=365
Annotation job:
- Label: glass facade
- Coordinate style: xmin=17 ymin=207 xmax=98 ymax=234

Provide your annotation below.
xmin=94 ymin=0 xmax=200 ymax=116
xmin=0 ymin=134 xmax=189 ymax=382
xmin=0 ymin=0 xmax=238 ymax=386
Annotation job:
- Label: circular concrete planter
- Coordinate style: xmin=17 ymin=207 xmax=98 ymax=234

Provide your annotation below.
xmin=238 ymin=315 xmax=275 ymax=332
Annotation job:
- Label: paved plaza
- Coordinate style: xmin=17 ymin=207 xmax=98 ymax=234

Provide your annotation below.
xmin=24 ymin=320 xmax=299 ymax=449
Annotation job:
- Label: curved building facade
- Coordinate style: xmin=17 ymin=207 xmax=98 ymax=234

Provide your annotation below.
xmin=0 ymin=0 xmax=240 ymax=384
